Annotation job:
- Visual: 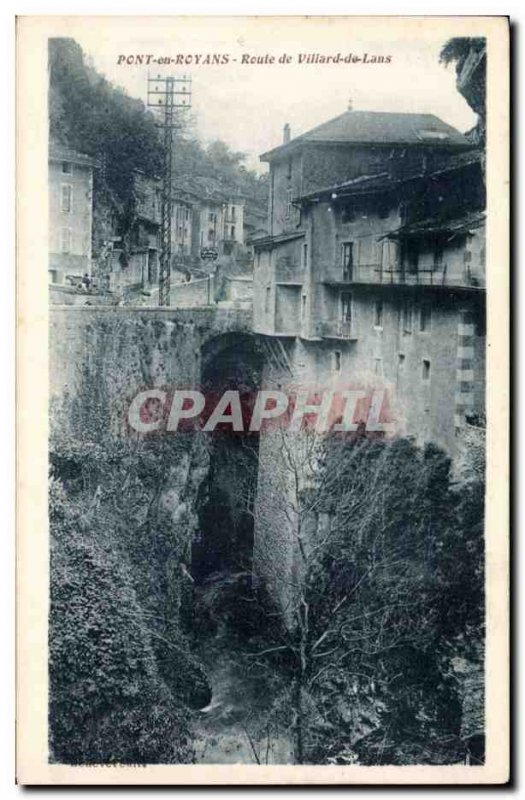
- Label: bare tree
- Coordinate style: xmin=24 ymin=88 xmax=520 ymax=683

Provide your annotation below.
xmin=239 ymin=428 xmax=471 ymax=764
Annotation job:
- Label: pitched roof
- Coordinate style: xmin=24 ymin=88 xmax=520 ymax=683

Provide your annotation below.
xmin=296 ymin=148 xmax=483 ymax=203
xmin=386 ymin=210 xmax=485 ymax=239
xmin=260 ymin=110 xmax=471 ymax=161
xmin=49 ymin=143 xmax=97 ymax=168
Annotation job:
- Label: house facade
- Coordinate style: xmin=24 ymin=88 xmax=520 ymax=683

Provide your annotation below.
xmin=251 ymin=108 xmax=486 ymax=620
xmin=124 ymin=171 xmax=161 ymax=288
xmin=48 ymin=145 xmax=95 ymax=284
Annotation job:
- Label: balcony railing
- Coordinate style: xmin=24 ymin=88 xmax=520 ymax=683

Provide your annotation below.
xmin=324 ymin=263 xmax=485 ymax=290
xmin=318 ymin=319 xmax=358 ymax=340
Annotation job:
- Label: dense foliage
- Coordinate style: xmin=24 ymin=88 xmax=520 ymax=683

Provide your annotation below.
xmin=439 ymin=38 xmax=486 ymax=72
xmin=48 ymin=343 xmax=211 ymax=764
xmin=49 ymin=473 xmax=194 ymax=764
xmin=48 ymin=37 xmax=268 ymax=255
xmin=49 ymin=38 xmax=162 ymax=206
xmin=238 ymin=433 xmax=485 ymax=765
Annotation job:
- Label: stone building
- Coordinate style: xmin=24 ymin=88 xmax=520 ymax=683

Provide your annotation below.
xmin=195 ymin=196 xmax=245 ymax=256
xmin=48 ymin=144 xmax=95 ymax=285
xmin=252 ymin=110 xmax=485 ymax=452
xmin=251 ymin=109 xmax=486 ymax=620
xmin=124 ymin=170 xmax=161 ymax=288
xmin=172 ymin=195 xmax=193 ymax=259
xmin=169 ymin=178 xmax=259 ymax=305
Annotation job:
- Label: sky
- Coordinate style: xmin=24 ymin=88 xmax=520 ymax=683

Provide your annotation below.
xmin=71 ymin=17 xmax=477 ymax=173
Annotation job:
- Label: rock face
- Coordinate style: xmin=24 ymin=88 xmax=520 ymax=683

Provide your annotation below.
xmin=453 ymin=40 xmax=486 ymax=147
xmin=49 ymin=305 xmax=255 ymax=760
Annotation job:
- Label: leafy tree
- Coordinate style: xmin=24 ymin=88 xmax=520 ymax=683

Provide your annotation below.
xmin=439 ymin=38 xmax=486 ymax=72
xmin=241 ymin=430 xmax=484 ymax=765
xmin=48 ymin=325 xmax=212 ymax=763
xmin=49 ymin=481 xmax=194 ymax=764
xmin=49 ymin=37 xmax=268 ymax=260
xmin=49 ymin=38 xmax=162 ymax=206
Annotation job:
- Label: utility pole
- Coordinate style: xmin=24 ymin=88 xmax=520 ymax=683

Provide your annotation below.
xmin=147 ymin=74 xmax=192 ymax=306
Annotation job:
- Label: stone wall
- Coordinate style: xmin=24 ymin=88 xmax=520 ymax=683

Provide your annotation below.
xmin=171 ymin=277 xmax=214 ymax=308
xmin=49 ymin=305 xmax=253 ymax=418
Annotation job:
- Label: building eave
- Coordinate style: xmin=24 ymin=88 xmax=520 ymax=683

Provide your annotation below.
xmin=260 ymin=137 xmax=474 ymax=163
xmin=252 ymin=230 xmax=305 ymax=249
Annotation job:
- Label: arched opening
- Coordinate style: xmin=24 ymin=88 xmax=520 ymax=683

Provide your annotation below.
xmin=191 ymin=333 xmax=264 ymax=586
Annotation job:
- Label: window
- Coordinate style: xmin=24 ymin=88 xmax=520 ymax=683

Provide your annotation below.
xmin=342 ymin=242 xmax=353 ymax=281
xmin=333 ymin=350 xmax=342 ymax=372
xmin=408 ymin=245 xmax=419 ymax=272
xmin=341 ymin=204 xmax=355 ymax=223
xmin=61 ymin=162 xmax=72 ymax=174
xmin=433 ymin=244 xmax=444 ymax=268
xmin=373 ymin=357 xmax=384 ymax=378
xmin=301 ymin=294 xmax=307 ymax=318
xmin=397 ymin=354 xmax=405 ymax=386
xmin=377 ymin=199 xmax=389 ymax=219
xmin=422 ymin=359 xmax=431 ymax=382
xmin=401 ymin=298 xmax=413 ymax=334
xmin=285 ymin=186 xmax=293 ymax=219
xmin=302 ymin=243 xmax=308 ymax=268
xmin=341 ymin=292 xmax=353 ymax=322
xmin=60 ymin=184 xmax=72 ymax=213
xmin=402 ymin=240 xmax=419 ymax=273
xmin=475 ymin=307 xmax=486 ymax=337
xmin=287 ymin=159 xmax=293 ymax=180
xmin=420 ymin=302 xmax=432 ymax=332
xmin=60 ymin=227 xmax=72 ymax=254
xmin=374 ymin=298 xmax=383 ymax=328
xmin=265 ymin=286 xmax=271 ymax=313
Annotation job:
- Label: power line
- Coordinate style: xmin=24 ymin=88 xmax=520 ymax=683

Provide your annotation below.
xmin=147 ymin=74 xmax=192 ymax=306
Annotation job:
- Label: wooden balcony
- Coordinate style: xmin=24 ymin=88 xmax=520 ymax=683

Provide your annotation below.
xmin=323 ymin=263 xmax=485 ymax=291
xmin=318 ymin=319 xmax=358 ymax=340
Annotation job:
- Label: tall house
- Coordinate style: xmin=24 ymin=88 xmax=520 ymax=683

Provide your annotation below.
xmin=222 ymin=202 xmax=244 ymax=252
xmin=198 ymin=200 xmax=224 ymax=251
xmin=48 ymin=145 xmax=95 ymax=284
xmin=253 ymin=111 xmax=485 ymax=451
xmin=124 ymin=171 xmax=161 ymax=288
xmin=196 ymin=199 xmax=245 ymax=254
xmin=172 ymin=199 xmax=193 ymax=258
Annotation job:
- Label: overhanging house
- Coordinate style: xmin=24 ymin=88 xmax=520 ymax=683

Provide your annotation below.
xmin=252 ymin=107 xmax=487 ymax=624
xmin=252 ymin=109 xmax=485 ymax=452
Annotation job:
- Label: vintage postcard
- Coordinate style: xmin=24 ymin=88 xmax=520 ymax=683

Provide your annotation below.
xmin=16 ymin=15 xmax=509 ymax=784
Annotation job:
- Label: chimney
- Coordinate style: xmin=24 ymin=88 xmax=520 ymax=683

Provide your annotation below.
xmin=347 ymin=98 xmax=353 ymax=111
xmin=283 ymin=123 xmax=291 ymax=144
